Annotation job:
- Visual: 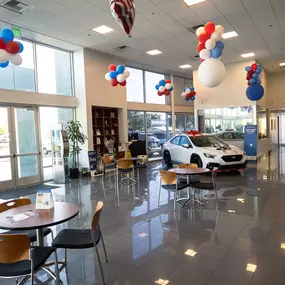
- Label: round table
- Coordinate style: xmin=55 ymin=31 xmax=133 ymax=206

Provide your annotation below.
xmin=0 ymin=202 xmax=79 ymax=246
xmin=169 ymin=167 xmax=210 ymax=208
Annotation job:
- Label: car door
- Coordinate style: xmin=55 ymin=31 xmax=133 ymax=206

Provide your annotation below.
xmin=176 ymin=136 xmax=192 ymax=163
xmin=168 ymin=136 xmax=180 ymax=162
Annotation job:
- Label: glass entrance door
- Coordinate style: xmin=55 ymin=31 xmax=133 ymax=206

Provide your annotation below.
xmin=0 ymin=106 xmax=41 ymax=191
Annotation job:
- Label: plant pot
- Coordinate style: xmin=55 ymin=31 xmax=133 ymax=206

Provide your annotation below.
xmin=70 ymin=168 xmax=80 ymax=179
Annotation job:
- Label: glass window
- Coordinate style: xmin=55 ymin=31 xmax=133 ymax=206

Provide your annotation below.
xmin=171 ymin=136 xmax=180 ymax=145
xmin=176 ymin=114 xmax=186 ymax=133
xmin=36 ymin=45 xmax=72 ymax=96
xmin=0 ymin=39 xmax=35 ymax=91
xmin=128 ymin=111 xmax=145 ymax=141
xmin=126 ymin=68 xmax=144 ymax=103
xmin=179 ymin=136 xmax=190 ymax=146
xmin=145 ymin=71 xmax=165 ymax=104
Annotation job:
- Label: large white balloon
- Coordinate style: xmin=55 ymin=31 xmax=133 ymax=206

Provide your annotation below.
xmin=198 ymin=58 xmax=226 ymax=88
xmin=165 ymin=83 xmax=172 ymax=90
xmin=211 ymin=31 xmax=222 ymax=41
xmin=0 ymin=50 xmax=9 ymax=63
xmin=124 ymin=70 xmax=130 ymax=78
xmin=196 ymin=27 xmax=205 ymax=37
xmin=9 ymin=54 xmax=22 ymax=66
xmin=215 ymin=25 xmax=224 ymax=34
xmin=181 ymin=92 xmax=187 ymax=97
xmin=105 ymin=72 xmax=111 ymax=81
xmin=205 ymin=39 xmax=216 ymax=50
xmin=117 ymin=74 xmax=125 ymax=83
xmin=159 ymin=86 xmax=165 ymax=93
xmin=185 ymin=88 xmax=190 ymax=94
xmin=199 ymin=49 xmax=210 ymax=60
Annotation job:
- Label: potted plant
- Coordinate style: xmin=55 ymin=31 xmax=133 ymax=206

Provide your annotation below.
xmin=66 ymin=120 xmax=87 ymax=179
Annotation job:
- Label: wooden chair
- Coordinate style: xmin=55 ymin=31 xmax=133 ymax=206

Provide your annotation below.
xmin=0 ymin=234 xmax=59 ymax=285
xmin=178 ymin=163 xmax=200 ymax=184
xmin=0 ymin=198 xmax=52 ymax=243
xmin=158 ymin=170 xmax=190 ymax=210
xmin=178 ymin=163 xmax=198 ymax=168
xmin=52 ymin=201 xmax=108 ymax=285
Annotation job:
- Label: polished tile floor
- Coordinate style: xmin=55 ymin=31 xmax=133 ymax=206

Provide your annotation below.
xmin=1 ymin=149 xmax=285 ymax=284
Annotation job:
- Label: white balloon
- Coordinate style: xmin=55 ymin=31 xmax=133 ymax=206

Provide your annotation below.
xmin=185 ymin=88 xmax=190 ymax=94
xmin=198 ymin=58 xmax=226 ymax=88
xmin=211 ymin=31 xmax=222 ymax=41
xmin=105 ymin=72 xmax=111 ymax=81
xmin=199 ymin=49 xmax=211 ymax=60
xmin=9 ymin=54 xmax=22 ymax=66
xmin=117 ymin=73 xmax=125 ymax=83
xmin=124 ymin=70 xmax=130 ymax=78
xmin=165 ymin=83 xmax=172 ymax=90
xmin=159 ymin=86 xmax=165 ymax=93
xmin=215 ymin=25 xmax=224 ymax=34
xmin=0 ymin=50 xmax=9 ymax=63
xmin=205 ymin=39 xmax=216 ymax=50
xmin=181 ymin=92 xmax=187 ymax=97
xmin=196 ymin=27 xmax=205 ymax=37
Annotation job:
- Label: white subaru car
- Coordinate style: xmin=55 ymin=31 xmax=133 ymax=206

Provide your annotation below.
xmin=162 ymin=133 xmax=247 ymax=171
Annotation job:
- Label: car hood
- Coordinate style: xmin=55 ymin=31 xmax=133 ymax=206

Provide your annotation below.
xmin=198 ymin=145 xmax=243 ymax=156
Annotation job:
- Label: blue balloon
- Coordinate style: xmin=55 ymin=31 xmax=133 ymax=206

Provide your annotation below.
xmin=170 ymin=86 xmax=174 ymax=91
xmin=245 ymin=66 xmax=251 ymax=71
xmin=211 ymin=48 xmax=222 ymax=59
xmin=246 ymin=84 xmax=264 ymax=101
xmin=256 ymin=67 xmax=262 ymax=73
xmin=184 ymin=97 xmax=188 ymax=101
xmin=249 ymin=78 xmax=256 ymax=84
xmin=183 ymin=87 xmax=187 ymax=92
xmin=256 ymin=79 xmax=261 ymax=84
xmin=116 ymin=65 xmax=125 ymax=74
xmin=252 ymin=73 xmax=258 ymax=78
xmin=15 ymin=41 xmax=24 ymax=53
xmin=190 ymin=87 xmax=194 ymax=91
xmin=215 ymin=41 xmax=224 ymax=50
xmin=109 ymin=71 xmax=118 ymax=79
xmin=155 ymin=84 xmax=160 ymax=90
xmin=159 ymin=79 xmax=166 ymax=86
xmin=0 ymin=28 xmax=14 ymax=43
xmin=0 ymin=61 xmax=9 ymax=68
xmin=190 ymin=96 xmax=196 ymax=101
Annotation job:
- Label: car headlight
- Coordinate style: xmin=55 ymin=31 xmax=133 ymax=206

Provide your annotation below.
xmin=203 ymin=153 xmax=217 ymax=159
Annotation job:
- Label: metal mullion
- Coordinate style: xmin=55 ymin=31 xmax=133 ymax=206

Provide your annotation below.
xmin=33 ymin=42 xmax=39 ymax=92
xmin=142 ymin=70 xmax=146 ymax=103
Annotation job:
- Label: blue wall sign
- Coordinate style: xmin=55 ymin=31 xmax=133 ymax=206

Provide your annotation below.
xmin=244 ymin=125 xmax=258 ymax=162
xmin=88 ymin=151 xmax=97 ymax=171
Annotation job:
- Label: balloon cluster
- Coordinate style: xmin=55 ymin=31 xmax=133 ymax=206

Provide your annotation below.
xmin=105 ymin=64 xmax=130 ymax=87
xmin=155 ymin=79 xmax=173 ymax=96
xmin=196 ymin=22 xmax=225 ymax=61
xmin=0 ymin=28 xmax=24 ymax=68
xmin=196 ymin=22 xmax=226 ymax=88
xmin=181 ymin=86 xmax=196 ymax=101
xmin=187 ymin=130 xmax=200 ymax=136
xmin=240 ymin=106 xmax=253 ymax=113
xmin=245 ymin=63 xmax=264 ymax=101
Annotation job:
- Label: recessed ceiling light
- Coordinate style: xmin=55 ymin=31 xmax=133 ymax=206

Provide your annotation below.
xmin=182 ymin=0 xmax=206 ymax=6
xmin=246 ymin=263 xmax=257 ymax=272
xmin=241 ymin=52 xmax=255 ymax=58
xmin=179 ymin=64 xmax=192 ymax=69
xmin=237 ymin=198 xmax=245 ymax=203
xmin=92 ymin=25 xmax=114 ymax=35
xmin=155 ymin=279 xmax=169 ymax=285
xmin=185 ymin=249 xmax=197 ymax=256
xmin=228 ymin=210 xmax=236 ymax=213
xmin=222 ymin=31 xmax=238 ymax=39
xmin=146 ymin=49 xmax=162 ymax=55
xmin=280 ymin=243 xmax=285 ymax=249
xmin=279 ymin=62 xmax=285 ymax=67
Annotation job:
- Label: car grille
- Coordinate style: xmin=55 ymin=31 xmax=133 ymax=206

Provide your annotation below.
xmin=222 ymin=155 xmax=243 ymax=162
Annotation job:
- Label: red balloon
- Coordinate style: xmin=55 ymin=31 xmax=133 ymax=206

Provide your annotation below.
xmin=198 ymin=33 xmax=210 ymax=43
xmin=185 ymin=94 xmax=191 ymax=100
xmin=200 ymin=58 xmax=204 ymax=63
xmin=196 ymin=42 xmax=205 ymax=53
xmin=189 ymin=91 xmax=195 ymax=96
xmin=164 ymin=90 xmax=170 ymax=96
xmin=248 ymin=82 xmax=251 ymax=86
xmin=251 ymin=63 xmax=258 ymax=71
xmin=119 ymin=80 xmax=126 ymax=86
xmin=109 ymin=64 xmax=117 ymax=71
xmin=111 ymin=78 xmax=118 ymax=86
xmin=246 ymin=75 xmax=252 ymax=80
xmin=248 ymin=70 xmax=254 ymax=75
xmin=165 ymin=79 xmax=171 ymax=84
xmin=158 ymin=91 xmax=163 ymax=96
xmin=0 ymin=38 xmax=5 ymax=49
xmin=5 ymin=41 xmax=20 ymax=54
xmin=205 ymin=22 xmax=215 ymax=34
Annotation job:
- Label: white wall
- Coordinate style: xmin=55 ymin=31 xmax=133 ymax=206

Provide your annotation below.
xmin=267 ymin=71 xmax=285 ymax=109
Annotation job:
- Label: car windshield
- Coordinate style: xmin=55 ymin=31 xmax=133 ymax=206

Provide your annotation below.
xmin=190 ymin=135 xmax=229 ymax=148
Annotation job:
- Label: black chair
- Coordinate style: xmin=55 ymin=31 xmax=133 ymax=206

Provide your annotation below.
xmin=52 ymin=201 xmax=108 ymax=285
xmin=0 ymin=198 xmax=52 ymax=243
xmin=0 ymin=234 xmax=59 ymax=285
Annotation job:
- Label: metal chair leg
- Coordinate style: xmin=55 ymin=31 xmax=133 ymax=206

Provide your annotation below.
xmin=101 ymin=234 xmax=108 ymax=262
xmin=158 ymin=182 xmax=162 ymax=208
xmin=54 ymin=249 xmax=60 ymax=285
xmin=95 ymin=244 xmax=106 ymax=285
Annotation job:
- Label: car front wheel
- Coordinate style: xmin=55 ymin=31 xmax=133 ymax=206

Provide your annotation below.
xmin=163 ymin=151 xmax=172 ymax=165
xmin=191 ymin=155 xmax=203 ymax=168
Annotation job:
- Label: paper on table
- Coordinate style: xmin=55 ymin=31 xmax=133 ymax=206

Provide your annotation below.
xmin=6 ymin=211 xmax=38 ymax=223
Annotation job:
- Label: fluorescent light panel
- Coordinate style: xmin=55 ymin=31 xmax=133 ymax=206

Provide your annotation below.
xmin=185 ymin=249 xmax=197 ymax=256
xmin=146 ymin=49 xmax=162 ymax=55
xmin=246 ymin=263 xmax=257 ymax=272
xmin=228 ymin=210 xmax=236 ymax=213
xmin=179 ymin=64 xmax=192 ymax=69
xmin=280 ymin=243 xmax=285 ymax=249
xmin=92 ymin=25 xmax=113 ymax=34
xmin=241 ymin=52 xmax=255 ymax=58
xmin=279 ymin=63 xmax=285 ymax=67
xmin=155 ymin=279 xmax=169 ymax=285
xmin=183 ymin=0 xmax=206 ymax=6
xmin=222 ymin=31 xmax=238 ymax=39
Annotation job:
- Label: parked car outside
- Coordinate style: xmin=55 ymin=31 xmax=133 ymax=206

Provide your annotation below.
xmin=215 ymin=131 xmax=244 ymax=140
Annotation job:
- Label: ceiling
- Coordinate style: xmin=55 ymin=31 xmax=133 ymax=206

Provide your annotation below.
xmin=0 ymin=0 xmax=285 ymax=75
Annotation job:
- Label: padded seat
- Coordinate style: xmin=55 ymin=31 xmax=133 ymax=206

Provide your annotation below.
xmin=52 ymin=229 xmax=100 ymax=249
xmin=161 ymin=183 xmax=190 ymax=191
xmin=192 ymin=182 xmax=215 ymax=190
xmin=5 ymin=228 xmax=52 ymax=243
xmin=0 ymin=246 xmax=54 ymax=277
xmin=118 ymin=168 xmax=133 ymax=173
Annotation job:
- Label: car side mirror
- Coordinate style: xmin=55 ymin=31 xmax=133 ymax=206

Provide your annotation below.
xmin=182 ymin=144 xmax=191 ymax=149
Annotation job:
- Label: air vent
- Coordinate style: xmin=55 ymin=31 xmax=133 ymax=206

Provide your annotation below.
xmin=1 ymin=0 xmax=29 ymax=14
xmin=114 ymin=45 xmax=130 ymax=52
xmin=192 ymin=55 xmax=200 ymax=60
xmin=187 ymin=24 xmax=204 ymax=34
